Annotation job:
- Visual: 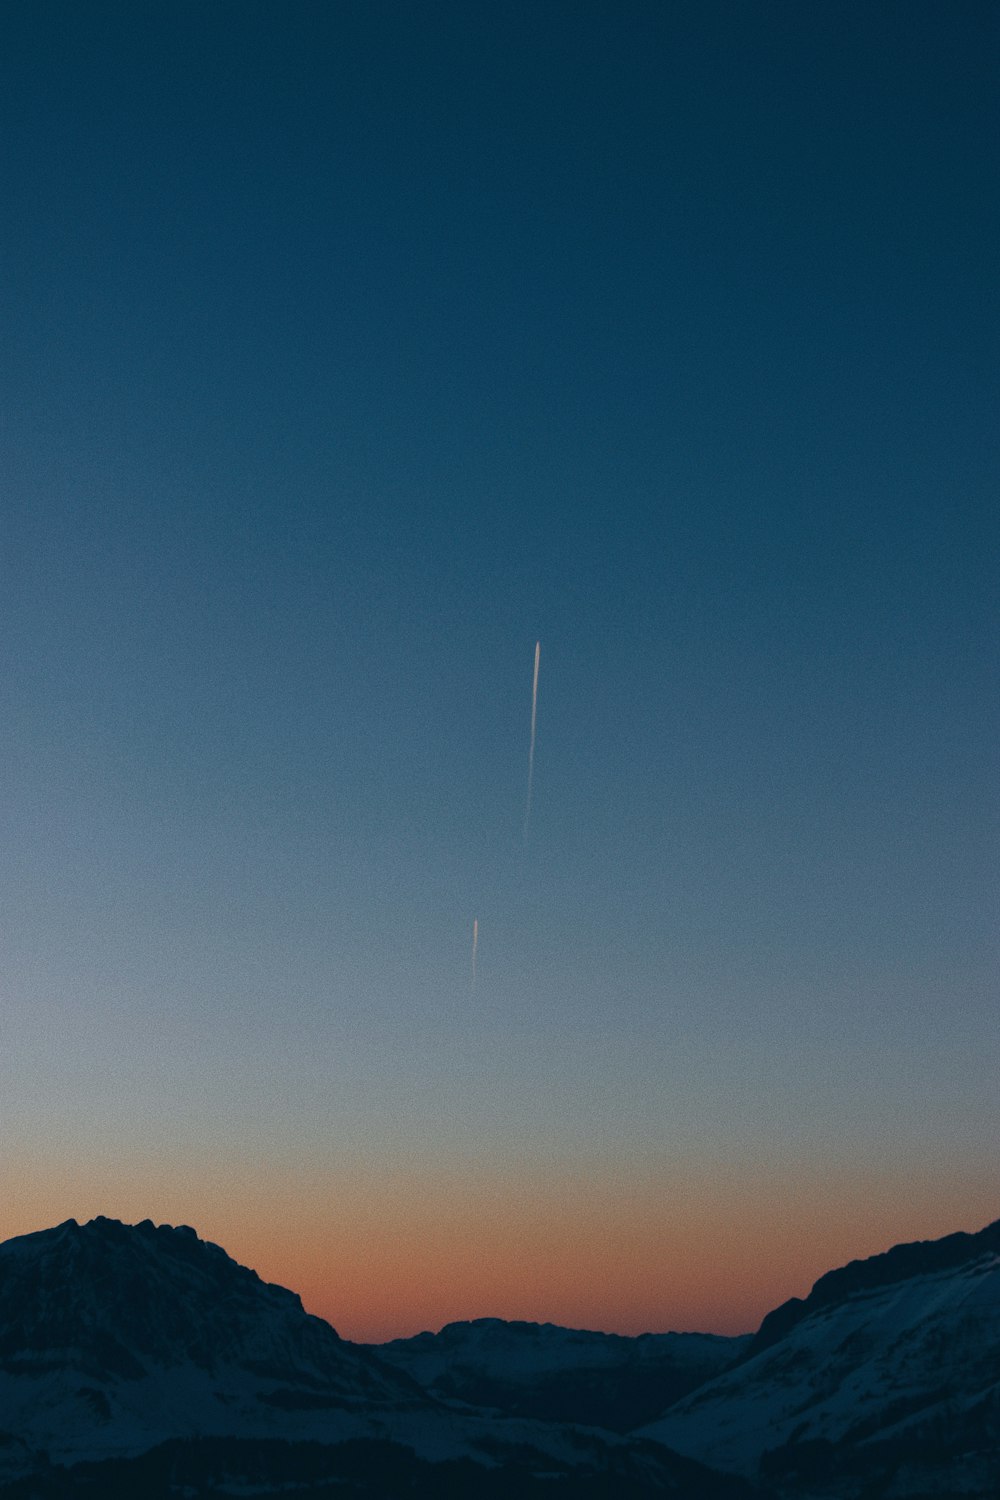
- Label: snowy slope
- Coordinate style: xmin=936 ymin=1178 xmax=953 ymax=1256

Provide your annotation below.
xmin=641 ymin=1219 xmax=1000 ymax=1497
xmin=0 ymin=1216 xmax=430 ymax=1467
xmin=374 ymin=1317 xmax=748 ymax=1430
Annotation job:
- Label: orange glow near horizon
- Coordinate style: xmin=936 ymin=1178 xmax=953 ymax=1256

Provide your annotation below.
xmin=4 ymin=1143 xmax=997 ymax=1344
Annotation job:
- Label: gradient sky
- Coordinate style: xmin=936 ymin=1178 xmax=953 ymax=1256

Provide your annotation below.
xmin=2 ymin=1 xmax=997 ymax=1342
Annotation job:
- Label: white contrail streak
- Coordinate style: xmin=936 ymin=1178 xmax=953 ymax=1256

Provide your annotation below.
xmin=471 ymin=917 xmax=478 ymax=991
xmin=524 ymin=640 xmax=540 ymax=839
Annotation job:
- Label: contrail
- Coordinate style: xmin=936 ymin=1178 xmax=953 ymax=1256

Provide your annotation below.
xmin=524 ymin=639 xmax=540 ymax=839
xmin=471 ymin=917 xmax=478 ymax=991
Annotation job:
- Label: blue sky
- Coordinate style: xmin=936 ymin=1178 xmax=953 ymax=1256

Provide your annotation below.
xmin=1 ymin=1 xmax=997 ymax=1335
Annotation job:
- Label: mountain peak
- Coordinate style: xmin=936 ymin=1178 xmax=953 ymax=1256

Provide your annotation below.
xmin=750 ymin=1215 xmax=1000 ymax=1356
xmin=0 ymin=1214 xmax=334 ymax=1386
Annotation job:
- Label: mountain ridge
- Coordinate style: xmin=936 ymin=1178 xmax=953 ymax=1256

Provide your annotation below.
xmin=372 ymin=1316 xmax=749 ymax=1431
xmin=748 ymin=1214 xmax=1000 ymax=1357
xmin=1 ymin=1212 xmax=997 ymax=1497
xmin=641 ymin=1214 xmax=1000 ymax=1496
xmin=0 ymin=1215 xmax=763 ymax=1498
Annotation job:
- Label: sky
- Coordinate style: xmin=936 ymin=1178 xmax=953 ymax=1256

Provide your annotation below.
xmin=1 ymin=1 xmax=997 ymax=1342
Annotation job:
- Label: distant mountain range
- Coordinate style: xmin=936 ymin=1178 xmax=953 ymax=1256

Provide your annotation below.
xmin=370 ymin=1318 xmax=749 ymax=1431
xmin=0 ymin=1212 xmax=996 ymax=1497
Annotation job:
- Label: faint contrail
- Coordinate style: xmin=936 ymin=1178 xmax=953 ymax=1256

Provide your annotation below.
xmin=471 ymin=917 xmax=478 ymax=991
xmin=524 ymin=640 xmax=540 ymax=839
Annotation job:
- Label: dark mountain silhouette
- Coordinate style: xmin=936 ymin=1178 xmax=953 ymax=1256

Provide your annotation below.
xmin=3 ymin=1212 xmax=997 ymax=1497
xmin=0 ymin=1217 xmax=764 ymax=1499
xmin=372 ymin=1317 xmax=748 ymax=1431
xmin=0 ymin=1216 xmax=407 ymax=1397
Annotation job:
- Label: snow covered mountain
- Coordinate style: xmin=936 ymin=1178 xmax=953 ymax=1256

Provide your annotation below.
xmin=373 ymin=1317 xmax=748 ymax=1430
xmin=0 ymin=1216 xmax=426 ymax=1461
xmin=0 ymin=1217 xmax=762 ymax=1498
xmin=641 ymin=1218 xmax=1000 ymax=1498
xmin=4 ymin=1212 xmax=996 ymax=1497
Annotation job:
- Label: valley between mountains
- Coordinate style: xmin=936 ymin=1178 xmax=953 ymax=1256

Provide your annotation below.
xmin=0 ymin=1214 xmax=996 ymax=1498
